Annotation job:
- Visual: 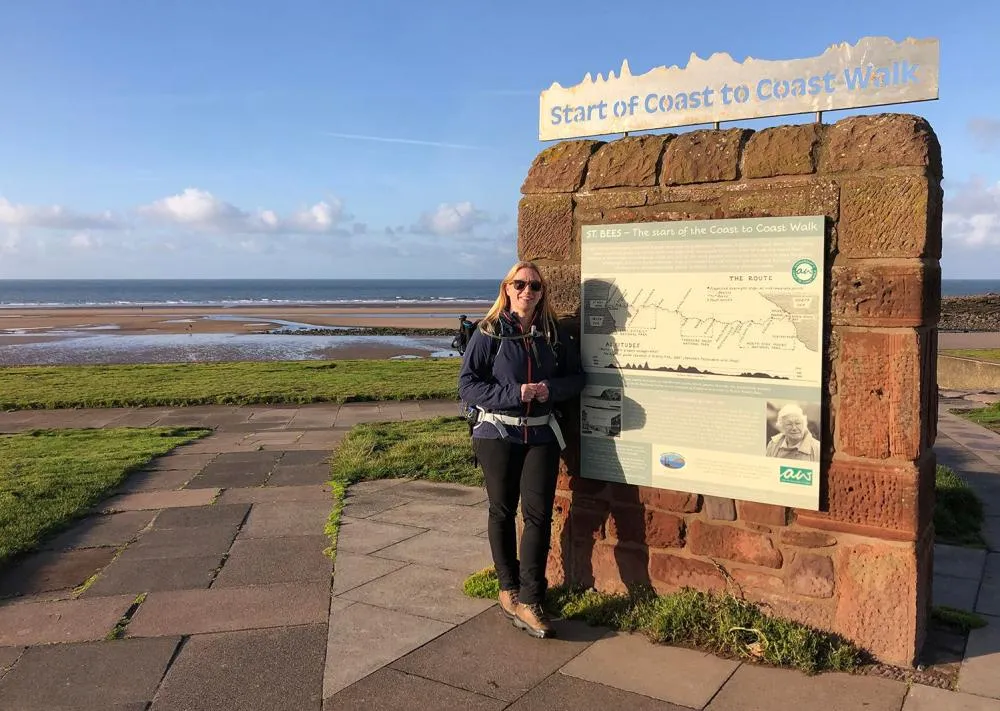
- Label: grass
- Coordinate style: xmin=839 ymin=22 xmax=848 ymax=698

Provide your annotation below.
xmin=931 ymin=606 xmax=988 ymax=634
xmin=959 ymin=403 xmax=1000 ymax=435
xmin=324 ymin=416 xmax=483 ymax=561
xmin=941 ymin=348 xmax=1000 ymax=363
xmin=0 ymin=359 xmax=461 ymax=410
xmin=463 ymin=568 xmax=863 ymax=675
xmin=0 ymin=427 xmax=209 ymax=563
xmin=935 ymin=464 xmax=987 ymax=548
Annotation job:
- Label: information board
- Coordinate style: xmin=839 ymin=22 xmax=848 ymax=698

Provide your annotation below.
xmin=579 ymin=216 xmax=825 ymax=510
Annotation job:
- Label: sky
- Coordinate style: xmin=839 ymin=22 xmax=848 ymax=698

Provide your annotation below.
xmin=0 ymin=0 xmax=997 ymax=281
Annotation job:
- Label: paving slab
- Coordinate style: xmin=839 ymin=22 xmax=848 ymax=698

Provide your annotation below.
xmin=294 ymin=431 xmax=345 ymax=448
xmin=127 ymin=582 xmax=337 ymax=637
xmin=0 ymin=595 xmax=134 ymax=645
xmin=392 ymin=608 xmax=605 ymax=702
xmin=370 ymin=500 xmax=489 ymax=535
xmin=330 ymin=553 xmax=408 ymax=595
xmin=934 ymin=574 xmax=981 ymax=611
xmin=143 ymin=452 xmax=218 ymax=471
xmin=279 ymin=450 xmax=331 ymax=466
xmin=40 ymin=511 xmax=156 ymax=551
xmin=984 ymin=516 xmax=1000 ymax=552
xmin=153 ymin=503 xmax=250 ymax=529
xmin=121 ymin=524 xmax=238 ymax=560
xmin=240 ymin=431 xmax=303 ymax=446
xmin=99 ymin=488 xmax=220 ymax=512
xmin=0 ymin=636 xmax=180 ymax=711
xmin=151 ymin=625 xmax=326 ymax=711
xmin=936 ymin=545 xmax=989 ymax=580
xmin=213 ymin=535 xmax=332 ymax=587
xmin=0 ymin=547 xmax=117 ymax=597
xmin=977 ymin=554 xmax=1000 ymax=617
xmin=287 ymin=410 xmax=339 ymax=428
xmin=337 ymin=563 xmax=494 ymax=624
xmin=323 ymin=667 xmax=505 ymax=711
xmin=218 ymin=483 xmax=331 ymax=505
xmin=389 ymin=479 xmax=488 ymax=505
xmin=704 ymin=664 xmax=906 ymax=711
xmin=267 ymin=463 xmax=331 ymax=486
xmin=372 ymin=530 xmax=492 ymax=574
xmin=0 ymin=647 xmax=23 ymax=676
xmin=114 ymin=467 xmax=198 ymax=493
xmin=340 ymin=490 xmax=415 ymax=519
xmin=560 ymin=631 xmax=740 ymax=709
xmin=323 ymin=602 xmax=452 ymax=697
xmin=958 ymin=614 xmax=1000 ymax=699
xmin=82 ymin=553 xmax=222 ymax=596
xmin=335 ymin=516 xmax=426 ymax=554
xmin=187 ymin=460 xmax=274 ymax=488
xmin=347 ymin=479 xmax=407 ymax=495
xmin=179 ymin=434 xmax=253 ymax=454
xmin=240 ymin=501 xmax=331 ymax=537
xmin=905 ymin=683 xmax=1000 ymax=710
xmin=248 ymin=408 xmax=300 ymax=423
xmin=506 ymin=672 xmax=688 ymax=710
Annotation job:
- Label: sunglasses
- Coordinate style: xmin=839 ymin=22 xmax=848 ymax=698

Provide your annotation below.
xmin=509 ymin=279 xmax=543 ymax=292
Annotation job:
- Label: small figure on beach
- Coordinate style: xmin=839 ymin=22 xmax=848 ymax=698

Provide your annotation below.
xmin=458 ymin=260 xmax=585 ymax=639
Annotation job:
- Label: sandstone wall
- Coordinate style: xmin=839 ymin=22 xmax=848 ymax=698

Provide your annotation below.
xmin=518 ymin=114 xmax=943 ymax=667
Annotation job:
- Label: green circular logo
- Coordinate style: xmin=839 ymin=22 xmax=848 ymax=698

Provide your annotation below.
xmin=792 ymin=259 xmax=818 ymax=285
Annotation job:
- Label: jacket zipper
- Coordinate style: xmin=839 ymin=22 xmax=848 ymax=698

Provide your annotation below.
xmin=523 ymin=320 xmax=531 ymax=443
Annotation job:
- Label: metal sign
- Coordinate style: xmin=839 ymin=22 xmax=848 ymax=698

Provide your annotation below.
xmin=539 ymin=36 xmax=939 ymax=141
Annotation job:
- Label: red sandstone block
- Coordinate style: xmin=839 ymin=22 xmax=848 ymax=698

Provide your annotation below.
xmin=795 ymin=456 xmax=935 ymax=540
xmin=518 ymin=195 xmax=574 ymax=261
xmin=836 ymin=329 xmax=928 ymax=460
xmin=831 ymin=260 xmax=940 ymax=328
xmin=535 ymin=263 xmax=581 ymax=317
xmin=521 ymin=140 xmax=603 ymax=194
xmin=649 ymin=552 xmax=727 ymax=594
xmin=570 ymin=506 xmax=607 ymax=542
xmin=719 ymin=178 xmax=839 ymax=221
xmin=736 ymin=501 xmax=788 ymax=527
xmin=788 ymin=553 xmax=835 ymax=598
xmin=838 ymin=175 xmax=942 ymax=259
xmin=585 ymin=135 xmax=672 ymax=189
xmin=578 ymin=542 xmax=651 ymax=594
xmin=609 ymin=484 xmax=700 ymax=513
xmin=834 ymin=541 xmax=920 ymax=666
xmin=605 ymin=506 xmax=684 ymax=549
xmin=687 ymin=520 xmax=783 ymax=568
xmin=742 ymin=124 xmax=822 ymax=178
xmin=731 ymin=567 xmax=785 ymax=594
xmin=821 ymin=114 xmax=942 ymax=177
xmin=779 ymin=530 xmax=837 ymax=548
xmin=661 ymin=128 xmax=750 ymax=185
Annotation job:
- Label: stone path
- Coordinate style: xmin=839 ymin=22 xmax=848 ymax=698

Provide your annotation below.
xmin=0 ymin=399 xmax=998 ymax=709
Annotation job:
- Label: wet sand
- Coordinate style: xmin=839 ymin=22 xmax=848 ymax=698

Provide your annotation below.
xmin=0 ymin=303 xmax=487 ymax=336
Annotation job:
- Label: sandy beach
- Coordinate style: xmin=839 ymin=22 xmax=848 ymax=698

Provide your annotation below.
xmin=0 ymin=304 xmax=487 ymax=365
xmin=0 ymin=303 xmax=487 ymax=337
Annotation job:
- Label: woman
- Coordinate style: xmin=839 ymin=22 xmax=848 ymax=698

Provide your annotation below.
xmin=458 ymin=261 xmax=585 ymax=639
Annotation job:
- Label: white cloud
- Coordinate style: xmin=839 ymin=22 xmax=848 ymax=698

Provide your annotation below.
xmin=412 ymin=202 xmax=493 ymax=236
xmin=943 ymin=177 xmax=1000 ymax=246
xmin=70 ymin=231 xmax=103 ymax=250
xmin=0 ymin=198 xmax=120 ymax=230
xmin=138 ymin=188 xmax=351 ymax=235
xmin=969 ymin=118 xmax=1000 ymax=151
xmin=0 ymin=230 xmax=20 ymax=255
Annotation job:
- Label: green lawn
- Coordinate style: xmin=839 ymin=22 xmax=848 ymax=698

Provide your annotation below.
xmin=0 ymin=359 xmax=461 ymax=410
xmin=941 ymin=349 xmax=1000 ymax=363
xmin=935 ymin=464 xmax=987 ymax=548
xmin=325 ymin=416 xmax=482 ymax=560
xmin=0 ymin=427 xmax=209 ymax=563
xmin=960 ymin=403 xmax=1000 ymax=435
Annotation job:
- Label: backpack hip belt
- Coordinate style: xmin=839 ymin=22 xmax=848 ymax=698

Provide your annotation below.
xmin=475 ymin=408 xmax=567 ymax=450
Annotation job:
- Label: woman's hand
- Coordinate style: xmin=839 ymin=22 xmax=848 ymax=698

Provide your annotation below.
xmin=534 ymin=381 xmax=549 ymax=403
xmin=520 ymin=384 xmax=537 ymax=402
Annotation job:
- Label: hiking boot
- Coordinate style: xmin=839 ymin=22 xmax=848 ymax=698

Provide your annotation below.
xmin=513 ymin=602 xmax=555 ymax=639
xmin=498 ymin=589 xmax=520 ymax=620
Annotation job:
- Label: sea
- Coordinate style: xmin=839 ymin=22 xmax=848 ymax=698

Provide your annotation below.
xmin=0 ymin=278 xmax=996 ymax=307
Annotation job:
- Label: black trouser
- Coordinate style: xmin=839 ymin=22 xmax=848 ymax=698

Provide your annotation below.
xmin=474 ymin=437 xmax=561 ymax=606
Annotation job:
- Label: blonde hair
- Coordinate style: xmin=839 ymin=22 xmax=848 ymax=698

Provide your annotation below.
xmin=480 ymin=261 xmax=558 ymax=341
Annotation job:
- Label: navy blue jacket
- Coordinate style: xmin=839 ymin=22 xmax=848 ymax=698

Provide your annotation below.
xmin=458 ymin=310 xmax=585 ymax=444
